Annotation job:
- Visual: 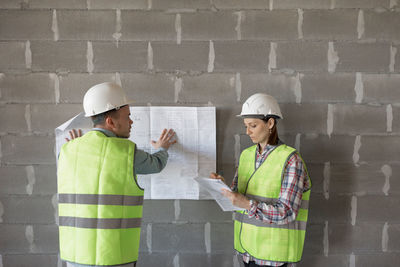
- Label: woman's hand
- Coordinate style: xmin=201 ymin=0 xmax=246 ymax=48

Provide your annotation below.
xmin=65 ymin=129 xmax=82 ymax=142
xmin=209 ymin=172 xmax=225 ymax=182
xmin=221 ymin=189 xmax=251 ymax=210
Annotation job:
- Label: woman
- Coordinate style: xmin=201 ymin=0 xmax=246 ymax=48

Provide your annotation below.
xmin=211 ymin=93 xmax=311 ymax=267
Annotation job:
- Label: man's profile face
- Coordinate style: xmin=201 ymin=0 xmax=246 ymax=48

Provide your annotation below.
xmin=112 ymin=105 xmax=133 ymax=138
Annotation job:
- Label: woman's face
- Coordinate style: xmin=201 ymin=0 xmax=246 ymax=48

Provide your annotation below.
xmin=243 ymin=118 xmax=271 ymax=145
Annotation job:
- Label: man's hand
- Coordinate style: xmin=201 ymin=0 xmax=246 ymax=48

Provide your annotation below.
xmin=209 ymin=172 xmax=225 ymax=182
xmin=151 ymin=129 xmax=177 ymax=150
xmin=221 ymin=189 xmax=251 ymax=210
xmin=65 ymin=129 xmax=82 ymax=142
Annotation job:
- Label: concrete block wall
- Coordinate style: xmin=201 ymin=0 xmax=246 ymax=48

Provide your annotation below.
xmin=0 ymin=0 xmax=399 ymax=266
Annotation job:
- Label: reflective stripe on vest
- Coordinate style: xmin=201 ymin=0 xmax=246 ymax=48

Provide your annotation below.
xmin=234 ymin=144 xmax=311 ymax=263
xmin=58 ymin=131 xmax=144 ymax=266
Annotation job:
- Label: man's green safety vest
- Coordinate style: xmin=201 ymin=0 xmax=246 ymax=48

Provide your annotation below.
xmin=234 ymin=144 xmax=311 ymax=263
xmin=57 ymin=131 xmax=144 ymax=266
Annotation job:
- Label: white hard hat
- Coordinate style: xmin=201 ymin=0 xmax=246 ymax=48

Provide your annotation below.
xmin=238 ymin=93 xmax=283 ymax=119
xmin=83 ymin=82 xmax=132 ymax=117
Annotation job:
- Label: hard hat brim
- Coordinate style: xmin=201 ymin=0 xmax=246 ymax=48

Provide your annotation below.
xmin=84 ymin=99 xmax=134 ymax=117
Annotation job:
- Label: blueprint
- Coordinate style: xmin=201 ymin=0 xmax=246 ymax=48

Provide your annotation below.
xmin=55 ymin=106 xmax=216 ymax=199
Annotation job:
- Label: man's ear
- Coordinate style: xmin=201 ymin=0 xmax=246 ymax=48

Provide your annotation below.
xmin=105 ymin=116 xmax=115 ymax=129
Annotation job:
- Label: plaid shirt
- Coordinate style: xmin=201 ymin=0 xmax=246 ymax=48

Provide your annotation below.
xmin=231 ymin=142 xmax=310 ymax=267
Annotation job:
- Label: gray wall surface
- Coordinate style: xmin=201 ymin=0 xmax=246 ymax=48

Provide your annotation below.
xmin=1 ymin=0 xmax=400 ymax=266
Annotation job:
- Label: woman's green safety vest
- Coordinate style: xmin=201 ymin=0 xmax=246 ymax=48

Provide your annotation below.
xmin=234 ymin=144 xmax=311 ymax=263
xmin=57 ymin=131 xmax=144 ymax=266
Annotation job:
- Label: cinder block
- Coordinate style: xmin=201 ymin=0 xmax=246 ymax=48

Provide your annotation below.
xmin=137 ymin=252 xmax=176 ymax=267
xmin=213 ymin=0 xmax=268 ymax=9
xmin=299 ymin=255 xmax=350 ymax=267
xmin=181 ymin=12 xmax=236 ymax=41
xmin=151 ymin=223 xmax=206 ymax=252
xmin=335 ymin=42 xmax=390 ymax=72
xmin=395 ymin=45 xmax=400 ymax=72
xmin=303 ymin=223 xmax=324 ymax=255
xmin=332 ymin=104 xmax=387 ymax=134
xmin=0 ymin=104 xmax=28 ymax=133
xmin=276 ymin=42 xmax=328 ymax=72
xmin=214 ymin=41 xmax=269 ymax=71
xmin=1 ymin=135 xmax=55 ymax=164
xmin=92 ymin=41 xmax=147 ymax=72
xmin=210 ymin=223 xmax=233 ymax=253
xmin=179 ymin=200 xmax=232 ymax=223
xmin=303 ymin=10 xmax=358 ymax=40
xmin=305 ymin=163 xmax=324 ymax=194
xmin=31 ymin=41 xmax=87 ymax=72
xmin=393 ymin=106 xmax=400 ymax=133
xmin=179 ymin=74 xmax=236 ymax=105
xmin=0 ymin=73 xmax=55 ymax=103
xmin=363 ymin=74 xmax=400 ymax=104
xmin=240 ymin=73 xmax=298 ymax=103
xmin=388 ymin=224 xmax=400 ymax=251
xmin=217 ymin=163 xmax=236 ymax=187
xmin=216 ymin=106 xmax=243 ymax=137
xmin=121 ymin=73 xmax=175 ymax=104
xmin=388 ymin=164 xmax=400 ymax=195
xmin=29 ymin=0 xmax=87 ymax=8
xmin=121 ymin=11 xmax=176 ymax=41
xmin=59 ymin=73 xmax=116 ymax=103
xmin=32 ymin=165 xmax=57 ymax=195
xmin=0 ymin=42 xmax=26 ymax=71
xmin=2 ymin=254 xmax=59 ymax=267
xmin=180 ymin=253 xmax=235 ymax=267
xmin=300 ymin=134 xmax=356 ymax=163
xmin=329 ymin=163 xmax=387 ymax=195
xmin=364 ymin=11 xmax=400 ymax=41
xmin=151 ymin=0 xmax=211 ymax=10
xmin=308 ymin=193 xmax=352 ymax=223
xmin=139 ymin=222 xmax=148 ymax=253
xmin=241 ymin=10 xmax=298 ymax=40
xmin=0 ymin=0 xmax=22 ymax=8
xmin=217 ymin=133 xmax=236 ymax=164
xmin=328 ymin=223 xmax=382 ymax=253
xmin=152 ymin=42 xmax=209 ymax=72
xmin=0 ymin=10 xmax=52 ymax=40
xmin=358 ymin=136 xmax=400 ymax=163
xmin=334 ymin=0 xmax=390 ymax=8
xmin=57 ymin=10 xmax=115 ymax=40
xmin=0 ymin=196 xmax=55 ymax=223
xmin=357 ymin=195 xmax=400 ymax=222
xmin=31 ymin=224 xmax=59 ymax=253
xmin=279 ymin=103 xmax=328 ymax=134
xmin=273 ymin=0 xmax=331 ymax=9
xmin=142 ymin=200 xmax=175 ymax=222
xmin=0 ymin=224 xmax=30 ymax=253
xmin=87 ymin=0 xmax=147 ymax=9
xmin=356 ymin=253 xmax=400 ymax=267
xmin=0 ymin=166 xmax=28 ymax=195
xmin=301 ymin=73 xmax=356 ymax=103
xmin=30 ymin=104 xmax=82 ymax=133
xmin=278 ymin=133 xmax=298 ymax=148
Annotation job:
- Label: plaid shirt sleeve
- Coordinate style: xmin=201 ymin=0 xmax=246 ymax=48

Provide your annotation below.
xmin=247 ymin=153 xmax=309 ymax=225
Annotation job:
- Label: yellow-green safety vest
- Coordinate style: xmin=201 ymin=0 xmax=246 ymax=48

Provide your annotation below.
xmin=57 ymin=131 xmax=144 ymax=266
xmin=234 ymin=144 xmax=311 ymax=263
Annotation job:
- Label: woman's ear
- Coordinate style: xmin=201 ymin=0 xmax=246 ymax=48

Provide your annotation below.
xmin=267 ymin=117 xmax=275 ymax=129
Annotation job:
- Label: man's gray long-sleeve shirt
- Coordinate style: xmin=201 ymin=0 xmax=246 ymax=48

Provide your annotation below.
xmin=93 ymin=128 xmax=169 ymax=177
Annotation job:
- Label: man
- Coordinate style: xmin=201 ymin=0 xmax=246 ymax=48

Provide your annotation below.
xmin=57 ymin=82 xmax=176 ymax=267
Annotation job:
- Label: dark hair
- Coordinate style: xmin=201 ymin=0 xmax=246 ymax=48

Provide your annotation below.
xmin=90 ymin=108 xmax=120 ymax=126
xmin=262 ymin=117 xmax=279 ymax=145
